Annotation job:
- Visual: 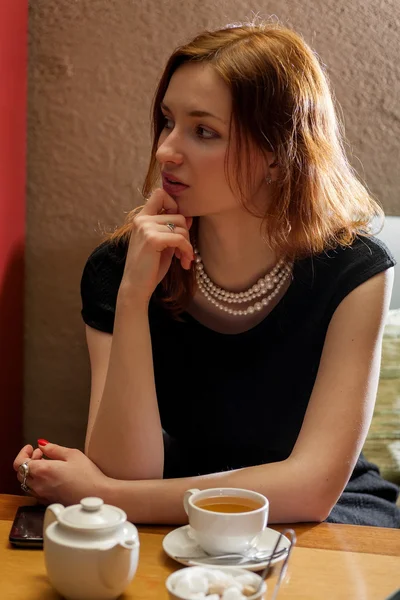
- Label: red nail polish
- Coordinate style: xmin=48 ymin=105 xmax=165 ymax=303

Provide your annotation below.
xmin=38 ymin=438 xmax=49 ymax=446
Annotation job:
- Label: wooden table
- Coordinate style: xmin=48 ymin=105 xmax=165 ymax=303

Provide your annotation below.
xmin=1 ymin=494 xmax=399 ymax=599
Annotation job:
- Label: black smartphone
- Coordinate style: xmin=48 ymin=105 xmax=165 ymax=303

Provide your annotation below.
xmin=385 ymin=592 xmax=400 ymax=600
xmin=8 ymin=504 xmax=46 ymax=548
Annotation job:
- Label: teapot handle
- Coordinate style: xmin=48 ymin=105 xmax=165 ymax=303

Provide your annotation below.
xmin=44 ymin=503 xmax=64 ymax=533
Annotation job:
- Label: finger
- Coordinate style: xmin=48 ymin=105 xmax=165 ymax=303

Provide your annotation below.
xmin=156 ymin=232 xmax=194 ymax=271
xmin=154 ymin=214 xmax=188 ymax=229
xmin=17 ymin=472 xmax=25 ymax=484
xmin=17 ymin=470 xmax=34 ymax=485
xmin=13 ymin=445 xmax=33 ymax=471
xmin=21 ymin=455 xmax=62 ymax=483
xmin=16 ymin=455 xmax=39 ymax=481
xmin=155 ymin=224 xmax=190 ymax=244
xmin=175 ymin=248 xmax=181 ymax=260
xmin=32 ymin=448 xmax=44 ymax=460
xmin=140 ymin=188 xmax=178 ymax=217
xmin=17 ymin=473 xmax=41 ymax=499
xmin=155 ymin=233 xmax=194 ymax=270
xmin=38 ymin=442 xmax=71 ymax=461
xmin=155 ymin=225 xmax=192 ymax=268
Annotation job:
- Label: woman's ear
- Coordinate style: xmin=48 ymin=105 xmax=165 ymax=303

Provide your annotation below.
xmin=264 ymin=152 xmax=279 ymax=183
xmin=265 ymin=151 xmax=278 ymax=171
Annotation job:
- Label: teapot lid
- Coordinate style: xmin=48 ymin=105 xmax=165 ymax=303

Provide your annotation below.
xmin=59 ymin=497 xmax=126 ymax=530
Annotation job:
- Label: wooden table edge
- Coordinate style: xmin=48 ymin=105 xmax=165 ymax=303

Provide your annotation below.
xmin=1 ymin=494 xmax=399 ymax=556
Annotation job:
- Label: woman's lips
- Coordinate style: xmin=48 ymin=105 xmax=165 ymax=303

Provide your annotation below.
xmin=162 ymin=174 xmax=189 ymax=196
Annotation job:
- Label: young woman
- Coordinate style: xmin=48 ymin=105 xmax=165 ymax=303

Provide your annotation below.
xmin=14 ymin=20 xmax=400 ymax=527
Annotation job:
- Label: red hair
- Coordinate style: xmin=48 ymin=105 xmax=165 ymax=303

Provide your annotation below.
xmin=109 ymin=20 xmax=383 ymax=319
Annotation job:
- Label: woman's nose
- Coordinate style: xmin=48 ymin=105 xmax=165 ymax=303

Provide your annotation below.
xmin=156 ymin=133 xmax=184 ymax=165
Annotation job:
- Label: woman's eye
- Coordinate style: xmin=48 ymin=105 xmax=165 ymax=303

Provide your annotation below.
xmin=163 ymin=116 xmax=174 ymax=129
xmin=196 ymin=126 xmax=218 ymax=140
xmin=161 ymin=115 xmax=217 ymax=140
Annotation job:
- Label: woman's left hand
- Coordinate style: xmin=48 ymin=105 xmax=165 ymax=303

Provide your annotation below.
xmin=14 ymin=442 xmax=109 ymax=505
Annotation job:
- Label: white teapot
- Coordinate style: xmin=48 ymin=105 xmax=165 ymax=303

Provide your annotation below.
xmin=44 ymin=497 xmax=140 ymax=600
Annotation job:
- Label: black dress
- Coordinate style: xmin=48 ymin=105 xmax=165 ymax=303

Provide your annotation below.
xmin=81 ymin=235 xmax=400 ymax=528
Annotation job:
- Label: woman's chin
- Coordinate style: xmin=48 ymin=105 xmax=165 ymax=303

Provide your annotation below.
xmin=175 ymin=204 xmax=194 ymax=218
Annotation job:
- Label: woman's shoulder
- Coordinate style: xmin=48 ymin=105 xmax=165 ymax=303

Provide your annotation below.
xmin=297 ymin=234 xmax=396 ymax=278
xmin=80 ymin=239 xmax=128 ymax=334
xmin=81 ymin=239 xmax=128 ymax=298
xmin=294 ymin=234 xmax=396 ymax=319
xmin=84 ymin=239 xmax=128 ymax=270
xmin=326 ymin=234 xmax=395 ymax=265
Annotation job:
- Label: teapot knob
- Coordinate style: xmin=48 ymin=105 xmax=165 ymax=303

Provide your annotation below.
xmin=80 ymin=497 xmax=104 ymax=512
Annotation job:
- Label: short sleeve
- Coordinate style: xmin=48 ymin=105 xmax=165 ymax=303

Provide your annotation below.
xmin=326 ymin=236 xmax=396 ymax=317
xmin=80 ymin=241 xmax=127 ymax=334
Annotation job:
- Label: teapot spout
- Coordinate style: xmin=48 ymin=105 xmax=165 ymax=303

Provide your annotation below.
xmin=99 ymin=531 xmax=139 ymax=591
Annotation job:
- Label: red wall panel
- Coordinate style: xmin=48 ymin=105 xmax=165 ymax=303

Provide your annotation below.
xmin=0 ymin=1 xmax=28 ymax=493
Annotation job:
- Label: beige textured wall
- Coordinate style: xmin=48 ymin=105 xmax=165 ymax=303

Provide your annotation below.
xmin=25 ymin=0 xmax=400 ymax=448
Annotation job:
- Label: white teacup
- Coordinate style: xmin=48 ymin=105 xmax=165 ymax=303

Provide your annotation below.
xmin=183 ymin=488 xmax=269 ymax=556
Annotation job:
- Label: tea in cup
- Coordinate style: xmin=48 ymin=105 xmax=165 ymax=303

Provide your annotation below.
xmin=183 ymin=488 xmax=269 ymax=555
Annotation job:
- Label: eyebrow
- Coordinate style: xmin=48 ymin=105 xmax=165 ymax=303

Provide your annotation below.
xmin=161 ymin=102 xmax=226 ymax=124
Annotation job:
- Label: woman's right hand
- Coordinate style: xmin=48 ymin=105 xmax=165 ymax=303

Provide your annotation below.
xmin=120 ymin=188 xmax=194 ymax=305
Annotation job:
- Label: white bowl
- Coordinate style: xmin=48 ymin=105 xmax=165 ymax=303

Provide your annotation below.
xmin=165 ymin=566 xmax=267 ymax=600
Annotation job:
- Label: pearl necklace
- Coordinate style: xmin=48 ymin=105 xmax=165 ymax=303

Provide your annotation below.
xmin=193 ymin=245 xmax=293 ymax=317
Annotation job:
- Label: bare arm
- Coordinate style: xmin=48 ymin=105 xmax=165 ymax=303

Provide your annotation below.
xmin=85 ymin=190 xmax=194 ymax=480
xmin=85 ymin=292 xmax=164 ymax=480
xmin=100 ymin=268 xmax=394 ymax=524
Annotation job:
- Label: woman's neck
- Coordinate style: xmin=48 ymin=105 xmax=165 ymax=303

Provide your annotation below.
xmin=195 ymin=212 xmax=278 ymax=293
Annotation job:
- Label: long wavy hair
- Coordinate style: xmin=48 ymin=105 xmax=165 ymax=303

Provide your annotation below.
xmin=108 ymin=20 xmax=383 ymax=319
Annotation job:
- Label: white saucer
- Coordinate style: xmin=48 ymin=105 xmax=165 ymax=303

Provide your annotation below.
xmin=162 ymin=525 xmax=290 ymax=572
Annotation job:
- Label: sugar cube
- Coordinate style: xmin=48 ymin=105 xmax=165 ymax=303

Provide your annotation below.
xmin=222 ymin=587 xmax=245 ymax=600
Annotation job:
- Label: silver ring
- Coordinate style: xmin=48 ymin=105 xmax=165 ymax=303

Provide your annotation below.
xmin=166 ymin=222 xmax=176 ymax=232
xmin=18 ymin=460 xmax=31 ymax=492
xmin=18 ymin=460 xmax=30 ymax=478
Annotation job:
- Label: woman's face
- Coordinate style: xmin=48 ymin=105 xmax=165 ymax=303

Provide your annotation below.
xmin=155 ymin=62 xmax=269 ymax=218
